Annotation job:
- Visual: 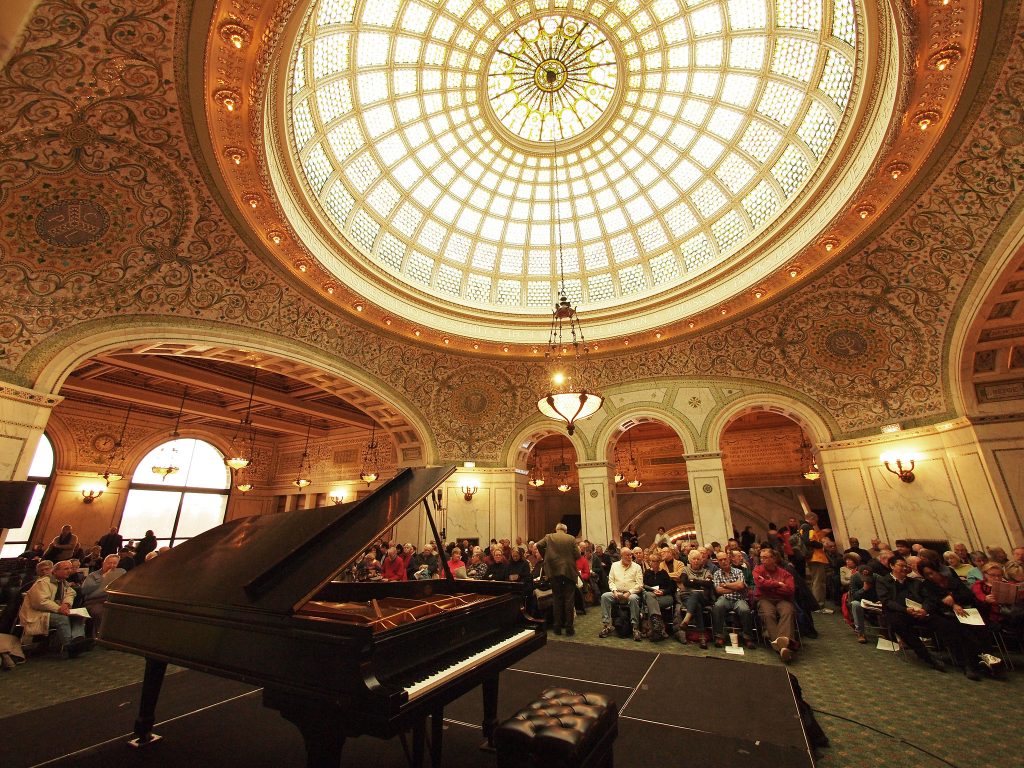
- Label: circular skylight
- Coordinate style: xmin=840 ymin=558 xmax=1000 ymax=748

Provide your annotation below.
xmin=286 ymin=0 xmax=859 ymax=313
xmin=487 ymin=15 xmax=619 ymax=143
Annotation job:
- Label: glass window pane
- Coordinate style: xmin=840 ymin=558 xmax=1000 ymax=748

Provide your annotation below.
xmin=120 ymin=489 xmax=181 ymax=539
xmin=1 ymin=484 xmax=44 ymax=547
xmin=183 ymin=441 xmax=230 ymax=489
xmin=174 ymin=493 xmax=228 ymax=540
xmin=28 ymin=435 xmax=54 ymax=479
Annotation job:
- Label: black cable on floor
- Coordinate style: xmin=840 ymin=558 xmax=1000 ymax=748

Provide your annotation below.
xmin=811 ymin=708 xmax=960 ymax=768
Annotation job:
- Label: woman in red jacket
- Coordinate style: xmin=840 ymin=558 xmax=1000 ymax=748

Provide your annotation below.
xmin=574 ymin=543 xmax=591 ymax=614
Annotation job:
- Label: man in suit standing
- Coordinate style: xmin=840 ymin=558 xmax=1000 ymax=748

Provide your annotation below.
xmin=536 ymin=523 xmax=580 ymax=636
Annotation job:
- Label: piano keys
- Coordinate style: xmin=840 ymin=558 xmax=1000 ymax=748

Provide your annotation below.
xmin=99 ymin=466 xmax=545 ymax=767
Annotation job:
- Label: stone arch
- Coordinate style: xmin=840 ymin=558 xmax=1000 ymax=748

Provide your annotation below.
xmin=592 ymin=407 xmax=698 ymax=464
xmin=619 ymin=493 xmax=692 ymax=539
xmin=502 ymin=417 xmax=588 ymax=471
xmin=705 ymin=394 xmax=833 ymax=452
xmin=21 ymin=319 xmax=438 ymax=466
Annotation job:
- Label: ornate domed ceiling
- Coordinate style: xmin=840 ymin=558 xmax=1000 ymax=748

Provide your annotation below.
xmin=276 ymin=0 xmax=864 ymax=327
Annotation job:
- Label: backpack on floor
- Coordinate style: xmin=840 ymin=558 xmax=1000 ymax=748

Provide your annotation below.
xmin=611 ymin=602 xmax=632 ymax=637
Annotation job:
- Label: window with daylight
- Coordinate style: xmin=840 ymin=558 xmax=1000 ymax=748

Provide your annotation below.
xmin=120 ymin=438 xmax=230 ymax=549
xmin=0 ymin=435 xmax=55 ymax=558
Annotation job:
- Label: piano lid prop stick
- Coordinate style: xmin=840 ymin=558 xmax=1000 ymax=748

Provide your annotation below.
xmin=371 ymin=599 xmax=383 ymax=619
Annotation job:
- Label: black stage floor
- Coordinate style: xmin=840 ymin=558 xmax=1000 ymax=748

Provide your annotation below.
xmin=2 ymin=643 xmax=815 ymax=768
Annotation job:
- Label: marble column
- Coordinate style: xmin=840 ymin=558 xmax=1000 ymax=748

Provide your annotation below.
xmin=683 ymin=452 xmax=733 ymax=544
xmin=576 ymin=461 xmax=618 ymax=546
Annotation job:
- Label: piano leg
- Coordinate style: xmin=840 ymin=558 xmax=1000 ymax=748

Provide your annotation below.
xmin=430 ymin=708 xmax=444 ymax=767
xmin=129 ymin=658 xmax=167 ymax=748
xmin=480 ymin=675 xmax=499 ymax=751
xmin=270 ymin=695 xmax=347 ymax=768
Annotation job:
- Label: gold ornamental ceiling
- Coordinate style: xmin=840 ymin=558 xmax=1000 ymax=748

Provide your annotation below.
xmin=206 ymin=0 xmax=980 ymax=353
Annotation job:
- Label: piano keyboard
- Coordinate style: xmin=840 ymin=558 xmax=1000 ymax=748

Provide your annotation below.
xmin=404 ymin=629 xmax=536 ymax=701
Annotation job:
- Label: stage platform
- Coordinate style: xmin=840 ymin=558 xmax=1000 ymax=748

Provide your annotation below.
xmin=1 ymin=642 xmax=815 ymax=768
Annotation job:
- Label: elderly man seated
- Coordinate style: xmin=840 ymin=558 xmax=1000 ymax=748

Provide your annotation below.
xmin=711 ymin=551 xmax=756 ymax=648
xmin=753 ymin=548 xmax=797 ymax=662
xmin=18 ymin=560 xmax=92 ymax=657
xmin=599 ymin=548 xmax=644 ymax=641
xmin=80 ymin=554 xmax=126 ymax=636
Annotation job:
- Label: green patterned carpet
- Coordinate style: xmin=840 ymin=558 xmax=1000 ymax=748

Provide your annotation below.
xmin=1 ymin=611 xmax=1020 ymax=767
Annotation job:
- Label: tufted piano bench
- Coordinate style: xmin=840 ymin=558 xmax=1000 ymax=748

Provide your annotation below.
xmin=494 ymin=687 xmax=618 ymax=768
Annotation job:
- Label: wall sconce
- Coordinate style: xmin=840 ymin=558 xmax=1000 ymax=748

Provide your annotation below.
xmin=462 ymin=484 xmax=479 ymax=501
xmin=881 ymin=452 xmax=916 ymax=483
xmin=329 ymin=491 xmax=346 ymax=505
xmin=81 ymin=486 xmax=104 ymax=504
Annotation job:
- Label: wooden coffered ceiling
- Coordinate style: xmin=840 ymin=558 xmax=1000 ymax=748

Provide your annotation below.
xmin=58 ymin=343 xmax=395 ymax=439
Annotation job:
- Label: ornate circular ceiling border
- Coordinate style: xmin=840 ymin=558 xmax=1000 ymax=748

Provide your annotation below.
xmin=201 ymin=0 xmax=981 ymax=358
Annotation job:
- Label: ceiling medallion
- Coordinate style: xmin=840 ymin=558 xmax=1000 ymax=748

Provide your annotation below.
xmin=487 ymin=15 xmax=617 ymax=143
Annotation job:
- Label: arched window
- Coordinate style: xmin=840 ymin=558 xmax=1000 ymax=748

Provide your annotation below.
xmin=120 ymin=438 xmax=230 ymax=549
xmin=0 ymin=434 xmax=55 ymax=558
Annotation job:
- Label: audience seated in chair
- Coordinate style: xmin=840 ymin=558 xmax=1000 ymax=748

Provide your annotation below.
xmin=753 ymin=548 xmax=797 ymax=662
xmin=18 ymin=560 xmax=92 ymax=658
xmin=641 ymin=550 xmax=676 ymax=640
xmin=80 ymin=554 xmax=126 ymax=637
xmin=677 ymin=549 xmax=713 ymax=648
xmin=711 ymin=551 xmax=755 ymax=649
xmin=599 ymin=548 xmax=644 ymax=642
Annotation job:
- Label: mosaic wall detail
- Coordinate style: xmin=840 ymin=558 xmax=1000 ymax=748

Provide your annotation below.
xmin=0 ymin=1 xmax=1022 ymax=462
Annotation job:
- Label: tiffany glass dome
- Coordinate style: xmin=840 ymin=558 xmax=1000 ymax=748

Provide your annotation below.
xmin=278 ymin=0 xmax=866 ymax=337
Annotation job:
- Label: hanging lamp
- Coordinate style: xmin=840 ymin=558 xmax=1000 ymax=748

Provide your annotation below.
xmin=801 ymin=438 xmax=821 ymax=481
xmin=359 ymin=423 xmax=380 ymax=485
xmin=151 ymin=387 xmax=187 ymax=480
xmin=555 ymin=438 xmax=572 ymax=493
xmin=536 ymin=105 xmax=603 ymax=435
xmin=293 ymin=417 xmax=312 ymax=488
xmin=625 ymin=428 xmax=643 ymax=489
xmin=527 ymin=457 xmax=545 ymax=487
xmin=225 ymin=369 xmax=257 ymax=471
xmin=98 ymin=403 xmax=132 ymax=486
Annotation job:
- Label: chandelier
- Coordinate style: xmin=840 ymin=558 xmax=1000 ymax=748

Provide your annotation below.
xmin=801 ymin=438 xmax=821 ymax=481
xmin=527 ymin=458 xmax=545 ymax=487
xmin=554 ymin=439 xmax=572 ymax=493
xmin=234 ymin=466 xmax=254 ymax=493
xmin=98 ymin=403 xmax=132 ymax=486
xmin=613 ymin=448 xmax=626 ymax=484
xmin=624 ymin=428 xmax=643 ymax=489
xmin=536 ymin=111 xmax=603 ymax=435
xmin=293 ymin=418 xmax=312 ymax=488
xmin=359 ymin=423 xmax=380 ymax=485
xmin=151 ymin=387 xmax=187 ymax=480
xmin=225 ymin=369 xmax=257 ymax=471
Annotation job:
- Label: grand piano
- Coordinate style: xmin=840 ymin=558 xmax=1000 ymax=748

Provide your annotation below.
xmin=100 ymin=466 xmax=546 ymax=767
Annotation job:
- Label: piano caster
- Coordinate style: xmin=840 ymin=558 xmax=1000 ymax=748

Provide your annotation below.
xmin=128 ymin=733 xmax=163 ymax=749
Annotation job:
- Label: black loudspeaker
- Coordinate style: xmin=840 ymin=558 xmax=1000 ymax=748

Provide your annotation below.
xmin=0 ymin=481 xmax=37 ymax=528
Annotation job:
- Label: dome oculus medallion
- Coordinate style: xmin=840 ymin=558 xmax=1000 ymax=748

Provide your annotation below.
xmin=283 ymin=0 xmax=860 ymax=316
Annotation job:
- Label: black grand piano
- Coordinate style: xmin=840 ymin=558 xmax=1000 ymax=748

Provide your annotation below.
xmin=100 ymin=466 xmax=546 ymax=766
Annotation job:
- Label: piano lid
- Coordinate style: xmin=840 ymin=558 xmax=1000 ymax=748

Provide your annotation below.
xmin=104 ymin=465 xmax=457 ymax=615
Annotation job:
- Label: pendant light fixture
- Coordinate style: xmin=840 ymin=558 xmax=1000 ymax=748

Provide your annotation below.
xmin=293 ymin=417 xmax=312 ymax=488
xmin=151 ymin=387 xmax=187 ymax=480
xmin=613 ymin=448 xmax=626 ymax=484
xmin=98 ymin=403 xmax=132 ymax=486
xmin=359 ymin=423 xmax=380 ymax=485
xmin=625 ymin=428 xmax=643 ymax=489
xmin=225 ymin=369 xmax=257 ymax=471
xmin=536 ymin=109 xmax=603 ymax=435
xmin=555 ymin=438 xmax=572 ymax=493
xmin=801 ymin=438 xmax=821 ymax=481
xmin=527 ymin=457 xmax=545 ymax=487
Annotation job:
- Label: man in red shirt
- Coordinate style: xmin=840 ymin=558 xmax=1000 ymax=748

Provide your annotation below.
xmin=754 ymin=548 xmax=797 ymax=662
xmin=381 ymin=546 xmax=407 ymax=581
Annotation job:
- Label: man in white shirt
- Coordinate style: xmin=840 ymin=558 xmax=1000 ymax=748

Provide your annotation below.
xmin=599 ymin=549 xmax=645 ymax=641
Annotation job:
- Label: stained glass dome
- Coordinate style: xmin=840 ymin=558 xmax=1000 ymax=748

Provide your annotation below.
xmin=284 ymin=0 xmax=859 ymax=314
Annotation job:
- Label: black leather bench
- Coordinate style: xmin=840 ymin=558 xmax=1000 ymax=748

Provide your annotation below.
xmin=494 ymin=687 xmax=617 ymax=768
